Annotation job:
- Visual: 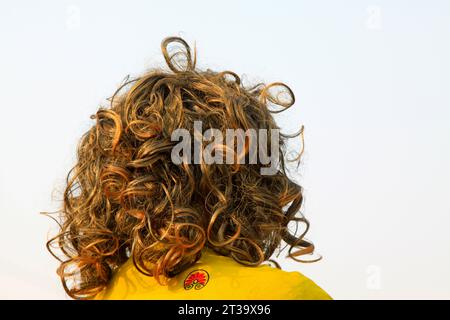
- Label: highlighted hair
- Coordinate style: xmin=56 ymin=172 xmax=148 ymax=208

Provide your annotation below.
xmin=46 ymin=36 xmax=318 ymax=299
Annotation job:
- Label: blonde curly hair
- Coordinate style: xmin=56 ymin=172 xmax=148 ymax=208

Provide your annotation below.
xmin=46 ymin=36 xmax=318 ymax=299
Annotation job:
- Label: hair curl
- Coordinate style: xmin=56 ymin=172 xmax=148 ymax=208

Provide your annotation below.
xmin=46 ymin=36 xmax=319 ymax=299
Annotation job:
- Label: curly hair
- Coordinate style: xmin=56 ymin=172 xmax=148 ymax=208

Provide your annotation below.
xmin=46 ymin=36 xmax=319 ymax=299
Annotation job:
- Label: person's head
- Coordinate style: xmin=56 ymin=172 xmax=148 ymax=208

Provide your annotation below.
xmin=47 ymin=36 xmax=317 ymax=299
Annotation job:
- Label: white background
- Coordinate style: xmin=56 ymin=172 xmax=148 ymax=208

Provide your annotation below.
xmin=1 ymin=0 xmax=449 ymax=299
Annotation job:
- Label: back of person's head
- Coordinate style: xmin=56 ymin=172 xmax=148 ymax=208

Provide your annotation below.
xmin=47 ymin=37 xmax=318 ymax=299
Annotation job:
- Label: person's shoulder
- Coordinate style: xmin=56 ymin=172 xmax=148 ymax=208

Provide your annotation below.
xmin=200 ymin=248 xmax=332 ymax=300
xmin=94 ymin=249 xmax=332 ymax=300
xmin=245 ymin=264 xmax=332 ymax=300
xmin=282 ymin=269 xmax=332 ymax=300
xmin=93 ymin=258 xmax=157 ymax=300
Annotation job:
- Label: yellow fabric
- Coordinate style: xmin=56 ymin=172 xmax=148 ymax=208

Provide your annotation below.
xmin=95 ymin=248 xmax=331 ymax=300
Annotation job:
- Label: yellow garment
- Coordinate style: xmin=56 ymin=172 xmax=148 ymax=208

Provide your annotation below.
xmin=95 ymin=248 xmax=331 ymax=300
